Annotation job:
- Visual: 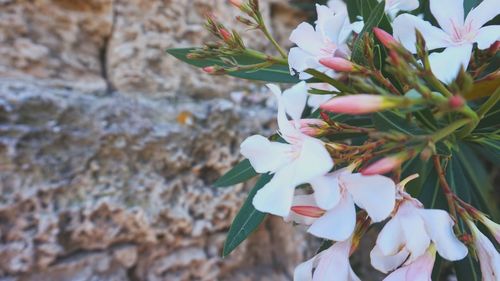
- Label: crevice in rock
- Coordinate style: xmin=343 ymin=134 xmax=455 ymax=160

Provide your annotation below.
xmin=100 ymin=0 xmax=117 ymax=94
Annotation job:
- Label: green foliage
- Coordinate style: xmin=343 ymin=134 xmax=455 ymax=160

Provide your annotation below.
xmin=214 ymin=159 xmax=257 ymax=188
xmin=166 ymin=48 xmax=299 ymax=83
xmin=222 ymin=174 xmax=271 ymax=257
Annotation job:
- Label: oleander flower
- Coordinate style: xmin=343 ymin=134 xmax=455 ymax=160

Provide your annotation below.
xmin=468 ymin=221 xmax=500 ymax=281
xmin=288 ymin=4 xmax=353 ymax=79
xmin=240 ymin=83 xmax=334 ymax=217
xmin=383 ymin=245 xmax=436 ymax=281
xmin=371 ymin=197 xmax=468 ymax=273
xmin=294 ymin=239 xmax=361 ymax=281
xmin=288 ymin=169 xmax=396 ymax=241
xmin=393 ymin=0 xmax=500 ymax=83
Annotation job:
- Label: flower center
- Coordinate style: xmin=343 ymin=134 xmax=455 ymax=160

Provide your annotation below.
xmin=320 ymin=39 xmax=338 ymax=57
xmin=449 ymin=19 xmax=477 ymax=44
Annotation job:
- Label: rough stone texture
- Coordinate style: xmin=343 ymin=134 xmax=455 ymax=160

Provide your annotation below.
xmin=0 ymin=0 xmax=378 ymax=280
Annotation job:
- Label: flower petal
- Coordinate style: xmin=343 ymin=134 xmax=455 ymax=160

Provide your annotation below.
xmin=418 ymin=209 xmax=468 ymax=261
xmin=377 ymin=217 xmax=405 ymax=256
xmin=294 ymin=256 xmax=316 ymax=281
xmin=370 ymin=246 xmax=410 ymax=273
xmin=308 ymin=194 xmax=356 ymax=241
xmin=267 ymin=84 xmax=301 ymax=141
xmin=429 ymin=0 xmax=464 ymax=35
xmin=382 ymin=265 xmax=410 ymax=281
xmin=393 ymin=14 xmax=450 ymax=52
xmin=390 ymin=0 xmax=420 ymax=12
xmin=313 ymin=241 xmax=351 ymax=281
xmin=340 ymin=173 xmax=396 ymax=222
xmin=282 ymin=82 xmax=309 ymax=122
xmin=399 ymin=210 xmax=430 ymax=261
xmin=428 ymin=44 xmax=473 ymax=83
xmin=475 ymin=25 xmax=500 ymax=50
xmin=290 ymin=22 xmax=324 ymax=55
xmin=465 ymin=0 xmax=500 ymax=31
xmin=289 ymin=47 xmax=311 ymax=74
xmin=310 ymin=174 xmax=342 ymax=210
xmin=294 ymin=136 xmax=334 ymax=183
xmin=316 ymin=5 xmax=349 ymax=44
xmin=240 ymin=135 xmax=292 ymax=173
xmin=252 ymin=164 xmax=297 ymax=217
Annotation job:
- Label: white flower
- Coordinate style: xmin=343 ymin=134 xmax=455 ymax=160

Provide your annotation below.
xmin=288 ymin=4 xmax=353 ymax=80
xmin=307 ymin=83 xmax=336 ymax=111
xmin=393 ymin=0 xmax=500 ymax=83
xmin=384 ymin=0 xmax=419 ymax=17
xmin=468 ymin=222 xmax=500 ymax=281
xmin=240 ymin=82 xmax=334 ymax=217
xmin=288 ymin=169 xmax=396 ymax=241
xmin=294 ymin=239 xmax=361 ymax=281
xmin=383 ymin=245 xmax=436 ymax=281
xmin=371 ymin=198 xmax=468 ymax=273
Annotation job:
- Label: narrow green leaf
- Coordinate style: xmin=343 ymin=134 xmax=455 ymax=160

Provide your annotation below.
xmin=222 ymin=174 xmax=271 ymax=257
xmin=351 ymin=1 xmax=386 ymax=64
xmin=166 ymin=48 xmax=299 ymax=83
xmin=213 ymin=159 xmax=257 ymax=188
xmin=454 ymin=218 xmax=481 ymax=281
xmin=373 ymin=111 xmax=424 ymax=135
xmin=346 ymin=0 xmax=361 ymax=22
xmin=468 ymin=136 xmax=500 ymax=166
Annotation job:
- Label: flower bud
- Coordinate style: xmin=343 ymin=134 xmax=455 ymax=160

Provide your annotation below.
xmin=320 ymin=94 xmax=399 ymax=115
xmin=449 ymin=96 xmax=465 ymax=109
xmin=361 ymin=155 xmax=405 ymax=176
xmin=296 ymin=119 xmax=328 ymax=136
xmin=203 ymin=66 xmax=216 ymax=74
xmin=291 ymin=205 xmax=325 ymax=218
xmin=219 ymin=28 xmax=232 ymax=42
xmin=319 ymin=57 xmax=356 ymax=72
xmin=373 ymin=27 xmax=397 ymax=49
xmin=229 ymin=0 xmax=242 ymax=8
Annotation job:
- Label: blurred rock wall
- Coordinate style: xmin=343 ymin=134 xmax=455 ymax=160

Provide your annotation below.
xmin=0 ymin=0 xmax=326 ymax=280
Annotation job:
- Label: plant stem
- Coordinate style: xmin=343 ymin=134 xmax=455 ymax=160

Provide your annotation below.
xmin=259 ymin=23 xmax=288 ymax=59
xmin=477 ymin=87 xmax=500 ymax=119
xmin=456 ymin=106 xmax=480 ymax=138
xmin=433 ymin=156 xmax=459 ymax=231
xmin=431 ymin=119 xmax=471 ymax=143
xmin=243 ymin=49 xmax=288 ymax=65
xmin=305 ymin=69 xmax=353 ymax=93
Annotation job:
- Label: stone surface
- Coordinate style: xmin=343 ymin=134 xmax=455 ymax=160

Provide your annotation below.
xmin=0 ymin=0 xmax=382 ymax=280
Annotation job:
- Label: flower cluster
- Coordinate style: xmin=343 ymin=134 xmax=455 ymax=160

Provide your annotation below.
xmin=169 ymin=0 xmax=500 ymax=280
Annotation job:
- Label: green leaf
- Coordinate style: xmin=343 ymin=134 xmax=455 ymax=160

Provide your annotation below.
xmin=222 ymin=174 xmax=271 ymax=257
xmin=346 ymin=0 xmax=361 ymax=23
xmin=213 ymin=159 xmax=257 ymax=188
xmin=468 ymin=136 xmax=500 ymax=166
xmin=373 ymin=111 xmax=424 ymax=135
xmin=455 ymin=143 xmax=499 ymax=219
xmin=351 ymin=1 xmax=387 ymax=64
xmin=166 ymin=48 xmax=299 ymax=83
xmin=476 ymin=99 xmax=500 ymax=130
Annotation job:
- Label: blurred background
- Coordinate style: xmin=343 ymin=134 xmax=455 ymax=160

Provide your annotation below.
xmin=0 ymin=0 xmax=330 ymax=280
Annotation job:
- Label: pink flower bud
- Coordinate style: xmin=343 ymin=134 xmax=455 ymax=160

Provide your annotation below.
xmin=320 ymin=94 xmax=396 ymax=115
xmin=373 ymin=27 xmax=397 ymax=48
xmin=203 ymin=66 xmax=216 ymax=74
xmin=362 ymin=155 xmax=404 ymax=176
xmin=296 ymin=118 xmax=328 ymax=136
xmin=479 ymin=215 xmax=500 ymax=244
xmin=291 ymin=205 xmax=325 ymax=218
xmin=219 ymin=28 xmax=232 ymax=42
xmin=319 ymin=57 xmax=356 ymax=72
xmin=229 ymin=0 xmax=242 ymax=8
xmin=449 ymin=96 xmax=465 ymax=109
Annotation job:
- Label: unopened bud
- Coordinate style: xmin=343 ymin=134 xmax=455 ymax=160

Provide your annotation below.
xmin=229 ymin=0 xmax=242 ymax=8
xmin=361 ymin=154 xmax=406 ymax=175
xmin=219 ymin=28 xmax=232 ymax=42
xmin=296 ymin=119 xmax=328 ymax=136
xmin=373 ymin=27 xmax=398 ymax=49
xmin=319 ymin=57 xmax=356 ymax=72
xmin=203 ymin=66 xmax=225 ymax=75
xmin=320 ymin=94 xmax=400 ymax=115
xmin=449 ymin=96 xmax=465 ymax=109
xmin=291 ymin=205 xmax=325 ymax=218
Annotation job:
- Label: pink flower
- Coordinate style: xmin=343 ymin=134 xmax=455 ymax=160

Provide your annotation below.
xmin=294 ymin=239 xmax=361 ymax=281
xmin=468 ymin=221 xmax=500 ymax=280
xmin=383 ymin=245 xmax=436 ymax=281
